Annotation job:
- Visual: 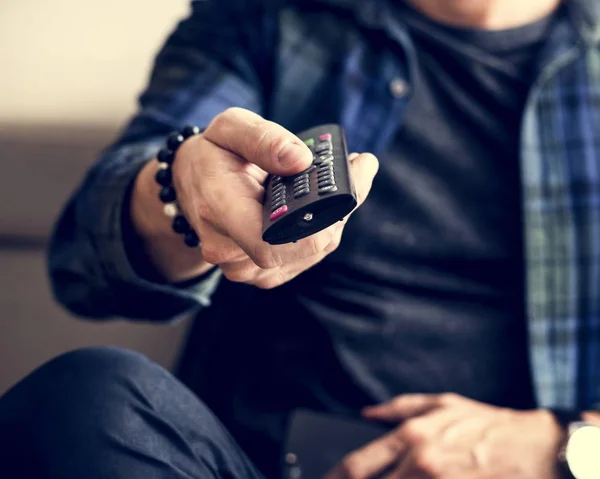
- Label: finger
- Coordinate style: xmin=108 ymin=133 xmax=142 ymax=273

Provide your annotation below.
xmin=221 ymin=236 xmax=335 ymax=289
xmin=239 ymin=220 xmax=345 ymax=289
xmin=196 ymin=221 xmax=249 ymax=266
xmin=219 ymin=257 xmax=262 ymax=284
xmin=324 ymin=428 xmax=406 ymax=479
xmin=395 ymin=409 xmax=466 ymax=448
xmin=362 ymin=394 xmax=457 ymax=422
xmin=349 ymin=153 xmax=379 ymax=207
xmin=391 ymin=444 xmax=476 ymax=478
xmin=203 ymin=107 xmax=313 ymax=175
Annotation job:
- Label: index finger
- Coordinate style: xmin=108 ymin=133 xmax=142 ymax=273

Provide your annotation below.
xmin=218 ymin=192 xmax=336 ymax=270
xmin=203 ymin=107 xmax=313 ymax=176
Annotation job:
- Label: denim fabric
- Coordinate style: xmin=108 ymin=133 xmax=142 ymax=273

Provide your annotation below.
xmin=0 ymin=348 xmax=265 ymax=479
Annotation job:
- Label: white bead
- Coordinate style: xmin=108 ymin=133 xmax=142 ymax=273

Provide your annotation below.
xmin=389 ymin=78 xmax=410 ymax=98
xmin=158 ymin=162 xmax=169 ymax=170
xmin=163 ymin=203 xmax=179 ymax=218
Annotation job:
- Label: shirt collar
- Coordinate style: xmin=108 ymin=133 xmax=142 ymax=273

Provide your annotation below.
xmin=572 ymin=0 xmax=600 ymax=44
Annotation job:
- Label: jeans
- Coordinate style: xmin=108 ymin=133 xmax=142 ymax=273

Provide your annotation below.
xmin=0 ymin=347 xmax=267 ymax=479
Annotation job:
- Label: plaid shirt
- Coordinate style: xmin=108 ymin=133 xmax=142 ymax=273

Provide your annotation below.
xmin=49 ymin=0 xmax=600 ymax=411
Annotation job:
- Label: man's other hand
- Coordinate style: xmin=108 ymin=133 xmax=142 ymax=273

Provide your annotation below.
xmin=324 ymin=393 xmax=563 ymax=478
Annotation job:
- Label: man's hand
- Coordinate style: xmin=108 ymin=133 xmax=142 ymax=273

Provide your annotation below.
xmin=325 ymin=393 xmax=563 ymax=479
xmin=131 ymin=107 xmax=379 ymax=284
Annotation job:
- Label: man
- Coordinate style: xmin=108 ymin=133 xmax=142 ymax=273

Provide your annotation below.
xmin=1 ymin=0 xmax=599 ymax=477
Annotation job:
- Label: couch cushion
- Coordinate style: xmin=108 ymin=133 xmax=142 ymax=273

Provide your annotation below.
xmin=0 ymin=124 xmax=120 ymax=241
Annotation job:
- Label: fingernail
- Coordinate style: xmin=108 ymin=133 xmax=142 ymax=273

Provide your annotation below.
xmin=278 ymin=143 xmax=309 ymax=169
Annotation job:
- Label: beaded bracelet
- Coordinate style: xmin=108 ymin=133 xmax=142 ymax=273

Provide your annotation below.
xmin=154 ymin=125 xmax=204 ymax=248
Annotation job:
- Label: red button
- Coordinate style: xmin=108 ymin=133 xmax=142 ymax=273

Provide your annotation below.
xmin=270 ymin=205 xmax=288 ymax=221
xmin=319 ymin=133 xmax=332 ymax=141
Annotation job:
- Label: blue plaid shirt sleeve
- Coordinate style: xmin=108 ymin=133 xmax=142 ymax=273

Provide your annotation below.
xmin=48 ymin=0 xmax=276 ymax=321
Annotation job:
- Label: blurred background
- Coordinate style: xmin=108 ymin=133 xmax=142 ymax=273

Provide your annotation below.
xmin=0 ymin=0 xmax=192 ymax=395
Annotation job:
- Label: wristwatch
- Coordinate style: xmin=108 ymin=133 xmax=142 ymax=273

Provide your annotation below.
xmin=553 ymin=410 xmax=600 ymax=479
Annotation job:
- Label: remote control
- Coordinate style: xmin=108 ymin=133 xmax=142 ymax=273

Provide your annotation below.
xmin=262 ymin=124 xmax=357 ymax=245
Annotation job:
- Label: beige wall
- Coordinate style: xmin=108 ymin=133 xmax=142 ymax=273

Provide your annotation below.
xmin=0 ymin=0 xmax=189 ymax=127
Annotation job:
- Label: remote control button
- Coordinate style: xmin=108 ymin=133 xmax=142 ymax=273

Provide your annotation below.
xmin=319 ymin=133 xmax=332 ymax=141
xmin=317 ymin=169 xmax=334 ymax=179
xmin=272 ymin=194 xmax=287 ymax=206
xmin=294 ymin=189 xmax=310 ymax=199
xmin=272 ymin=176 xmax=283 ymax=186
xmin=272 ymin=187 xmax=287 ymax=198
xmin=293 ymin=181 xmax=310 ymax=190
xmin=293 ymin=177 xmax=310 ymax=187
xmin=271 ymin=194 xmax=287 ymax=206
xmin=272 ymin=183 xmax=285 ymax=194
xmin=271 ymin=200 xmax=287 ymax=212
xmin=318 ymin=177 xmax=335 ymax=187
xmin=304 ymin=138 xmax=315 ymax=147
xmin=293 ymin=177 xmax=310 ymax=186
xmin=314 ymin=154 xmax=334 ymax=165
xmin=272 ymin=184 xmax=287 ymax=194
xmin=318 ymin=185 xmax=338 ymax=194
xmin=293 ymin=187 xmax=309 ymax=197
xmin=315 ymin=141 xmax=333 ymax=154
xmin=270 ymin=205 xmax=288 ymax=221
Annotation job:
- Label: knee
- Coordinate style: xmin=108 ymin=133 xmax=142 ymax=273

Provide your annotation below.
xmin=44 ymin=346 xmax=156 ymax=385
xmin=41 ymin=346 xmax=157 ymax=396
xmin=16 ymin=347 xmax=164 ymax=429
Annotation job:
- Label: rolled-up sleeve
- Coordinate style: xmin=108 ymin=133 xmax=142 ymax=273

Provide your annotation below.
xmin=48 ymin=0 xmax=275 ymax=321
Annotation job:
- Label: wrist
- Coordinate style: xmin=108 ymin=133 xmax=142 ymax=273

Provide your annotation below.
xmin=130 ymin=158 xmax=214 ymax=283
xmin=131 ymin=158 xmax=168 ymax=240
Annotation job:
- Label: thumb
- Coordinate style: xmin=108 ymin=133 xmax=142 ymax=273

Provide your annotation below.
xmin=203 ymin=107 xmax=313 ymax=176
xmin=362 ymin=394 xmax=447 ymax=422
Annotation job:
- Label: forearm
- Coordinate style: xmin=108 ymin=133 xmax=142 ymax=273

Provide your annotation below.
xmin=48 ymin=140 xmax=221 ymax=321
xmin=130 ymin=156 xmax=215 ymax=284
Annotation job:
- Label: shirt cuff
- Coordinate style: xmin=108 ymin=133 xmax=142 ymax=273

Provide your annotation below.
xmin=89 ymin=140 xmax=222 ymax=320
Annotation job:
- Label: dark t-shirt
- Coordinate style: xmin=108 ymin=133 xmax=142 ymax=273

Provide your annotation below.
xmin=352 ymin=2 xmax=562 ymax=407
xmin=175 ymin=4 xmax=570 ymax=478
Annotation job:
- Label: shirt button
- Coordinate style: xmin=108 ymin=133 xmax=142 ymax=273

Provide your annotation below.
xmin=389 ymin=78 xmax=410 ymax=98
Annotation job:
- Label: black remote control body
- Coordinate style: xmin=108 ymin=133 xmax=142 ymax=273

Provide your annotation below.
xmin=262 ymin=124 xmax=357 ymax=245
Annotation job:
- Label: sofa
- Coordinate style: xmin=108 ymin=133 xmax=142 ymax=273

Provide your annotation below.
xmin=0 ymin=123 xmax=192 ymax=396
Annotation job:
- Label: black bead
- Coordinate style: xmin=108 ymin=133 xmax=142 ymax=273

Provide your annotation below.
xmin=157 ymin=148 xmax=174 ymax=165
xmin=172 ymin=215 xmax=190 ymax=234
xmin=159 ymin=186 xmax=176 ymax=203
xmin=184 ymin=230 xmax=200 ymax=248
xmin=155 ymin=168 xmax=172 ymax=187
xmin=182 ymin=125 xmax=201 ymax=139
xmin=167 ymin=132 xmax=185 ymax=152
